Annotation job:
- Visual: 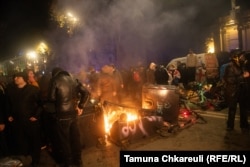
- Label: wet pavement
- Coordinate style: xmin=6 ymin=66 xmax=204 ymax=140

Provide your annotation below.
xmin=38 ymin=107 xmax=250 ymax=167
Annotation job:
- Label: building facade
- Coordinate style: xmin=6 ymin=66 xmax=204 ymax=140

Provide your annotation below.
xmin=217 ymin=1 xmax=250 ymax=52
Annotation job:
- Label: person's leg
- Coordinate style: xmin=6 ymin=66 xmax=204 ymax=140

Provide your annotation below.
xmin=28 ymin=121 xmax=41 ymax=166
xmin=239 ymin=99 xmax=249 ymax=130
xmin=70 ymin=119 xmax=83 ymax=167
xmin=226 ymin=98 xmax=237 ymax=130
xmin=55 ymin=119 xmax=72 ymax=166
xmin=0 ymin=131 xmax=9 ymax=158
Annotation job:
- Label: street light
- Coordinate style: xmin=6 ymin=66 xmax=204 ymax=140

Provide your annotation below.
xmin=37 ymin=42 xmax=48 ymax=55
xmin=51 ymin=9 xmax=80 ymax=36
xmin=65 ymin=11 xmax=79 ymax=36
xmin=36 ymin=42 xmax=50 ymax=71
xmin=26 ymin=51 xmax=37 ymax=60
xmin=26 ymin=50 xmax=38 ymax=71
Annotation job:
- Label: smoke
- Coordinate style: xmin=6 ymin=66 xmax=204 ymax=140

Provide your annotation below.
xmin=48 ymin=0 xmax=229 ymax=72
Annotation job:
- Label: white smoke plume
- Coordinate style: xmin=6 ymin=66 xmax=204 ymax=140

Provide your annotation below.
xmin=48 ymin=0 xmax=229 ymax=72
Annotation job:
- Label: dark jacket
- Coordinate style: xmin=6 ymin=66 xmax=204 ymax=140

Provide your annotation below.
xmin=6 ymin=83 xmax=41 ymax=123
xmin=48 ymin=70 xmax=89 ymax=118
xmin=154 ymin=66 xmax=169 ymax=85
xmin=223 ymin=61 xmax=244 ymax=99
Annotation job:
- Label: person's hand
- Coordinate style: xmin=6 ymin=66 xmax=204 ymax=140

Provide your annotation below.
xmin=243 ymin=71 xmax=250 ymax=78
xmin=76 ymin=106 xmax=83 ymax=116
xmin=0 ymin=124 xmax=5 ymax=131
xmin=29 ymin=117 xmax=37 ymax=122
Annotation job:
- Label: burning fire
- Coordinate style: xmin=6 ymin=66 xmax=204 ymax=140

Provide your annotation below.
xmin=103 ymin=106 xmax=139 ymax=134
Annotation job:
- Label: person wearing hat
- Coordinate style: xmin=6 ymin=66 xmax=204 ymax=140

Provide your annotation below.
xmin=223 ymin=50 xmax=250 ymax=133
xmin=5 ymin=71 xmax=42 ymax=166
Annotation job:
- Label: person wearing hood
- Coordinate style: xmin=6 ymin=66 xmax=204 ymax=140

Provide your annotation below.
xmin=48 ymin=67 xmax=88 ymax=167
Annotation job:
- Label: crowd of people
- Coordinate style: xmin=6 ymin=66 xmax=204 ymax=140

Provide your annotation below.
xmin=0 ymin=61 xmax=189 ymax=166
xmin=0 ymin=67 xmax=89 ymax=167
xmin=0 ymin=49 xmax=250 ymax=166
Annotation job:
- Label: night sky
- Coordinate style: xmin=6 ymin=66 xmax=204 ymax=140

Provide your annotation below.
xmin=0 ymin=0 xmax=250 ymax=70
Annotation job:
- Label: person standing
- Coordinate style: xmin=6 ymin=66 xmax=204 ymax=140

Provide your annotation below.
xmin=48 ymin=67 xmax=88 ymax=167
xmin=177 ymin=61 xmax=188 ymax=88
xmin=223 ymin=50 xmax=249 ymax=133
xmin=146 ymin=62 xmax=157 ymax=85
xmin=186 ymin=49 xmax=197 ymax=83
xmin=5 ymin=71 xmax=42 ymax=166
xmin=239 ymin=51 xmax=250 ymax=123
xmin=154 ymin=65 xmax=169 ymax=85
xmin=97 ymin=65 xmax=117 ymax=104
xmin=109 ymin=64 xmax=124 ymax=103
xmin=24 ymin=69 xmax=39 ymax=88
xmin=131 ymin=66 xmax=146 ymax=104
xmin=86 ymin=66 xmax=99 ymax=98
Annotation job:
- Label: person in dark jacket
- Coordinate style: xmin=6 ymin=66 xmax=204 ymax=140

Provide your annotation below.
xmin=239 ymin=51 xmax=250 ymax=112
xmin=5 ymin=71 xmax=42 ymax=166
xmin=146 ymin=62 xmax=156 ymax=85
xmin=154 ymin=65 xmax=169 ymax=85
xmin=223 ymin=50 xmax=250 ymax=133
xmin=48 ymin=67 xmax=89 ymax=167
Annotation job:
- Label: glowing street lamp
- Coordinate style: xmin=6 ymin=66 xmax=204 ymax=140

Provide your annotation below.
xmin=51 ymin=9 xmax=80 ymax=36
xmin=26 ymin=51 xmax=37 ymax=60
xmin=26 ymin=50 xmax=38 ymax=71
xmin=36 ymin=42 xmax=50 ymax=71
xmin=37 ymin=42 xmax=48 ymax=55
xmin=65 ymin=12 xmax=79 ymax=35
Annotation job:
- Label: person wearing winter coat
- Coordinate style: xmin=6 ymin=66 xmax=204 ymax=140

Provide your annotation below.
xmin=48 ymin=67 xmax=89 ymax=167
xmin=146 ymin=62 xmax=157 ymax=85
xmin=223 ymin=50 xmax=250 ymax=133
xmin=97 ymin=65 xmax=117 ymax=104
xmin=5 ymin=71 xmax=42 ymax=166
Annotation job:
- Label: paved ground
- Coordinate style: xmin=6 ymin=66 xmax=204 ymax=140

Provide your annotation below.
xmin=38 ymin=107 xmax=250 ymax=167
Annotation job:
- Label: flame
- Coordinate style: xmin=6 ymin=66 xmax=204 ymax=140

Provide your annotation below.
xmin=103 ymin=106 xmax=139 ymax=134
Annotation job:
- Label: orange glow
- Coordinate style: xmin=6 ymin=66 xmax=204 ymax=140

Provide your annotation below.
xmin=103 ymin=105 xmax=139 ymax=134
xmin=206 ymin=38 xmax=215 ymax=53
